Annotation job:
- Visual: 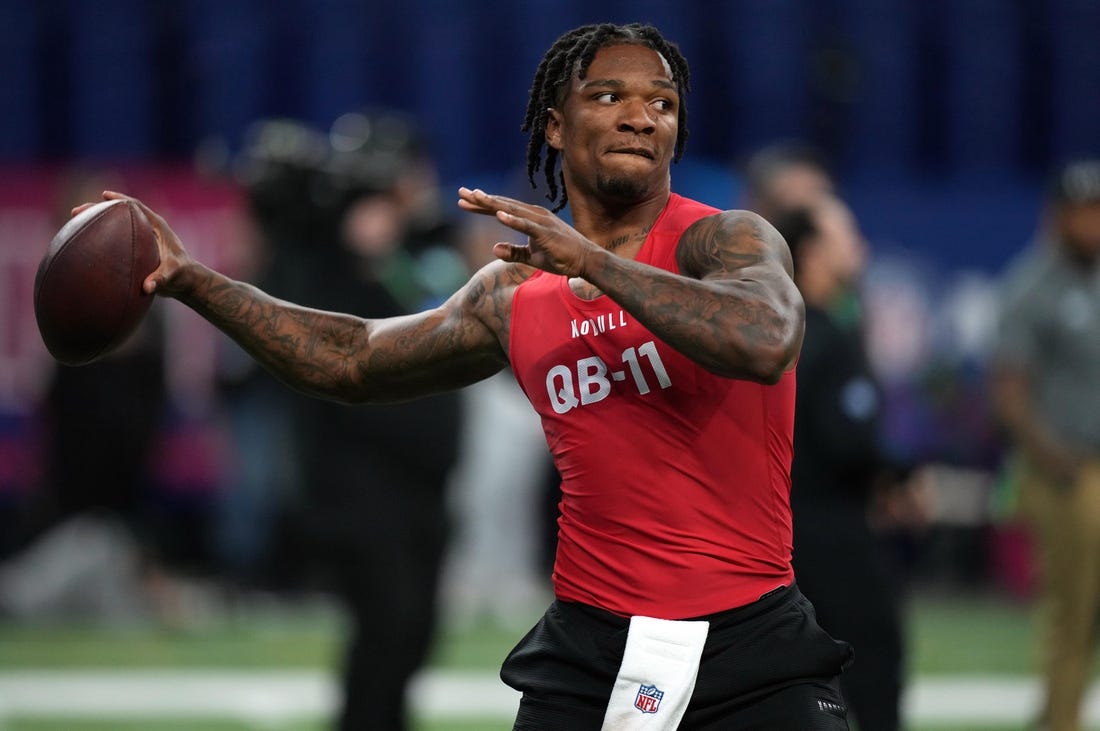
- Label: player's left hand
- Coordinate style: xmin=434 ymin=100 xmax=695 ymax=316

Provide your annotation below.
xmin=457 ymin=187 xmax=598 ymax=278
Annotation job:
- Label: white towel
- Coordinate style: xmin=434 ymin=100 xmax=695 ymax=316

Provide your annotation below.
xmin=600 ymin=615 xmax=710 ymax=730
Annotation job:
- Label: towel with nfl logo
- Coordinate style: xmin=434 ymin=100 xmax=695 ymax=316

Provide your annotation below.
xmin=600 ymin=615 xmax=709 ymax=730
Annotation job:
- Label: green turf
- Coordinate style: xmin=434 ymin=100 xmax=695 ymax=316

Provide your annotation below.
xmin=0 ymin=590 xmax=1045 ymax=731
xmin=427 ymin=619 xmax=524 ymax=670
xmin=907 ymin=590 xmax=1035 ymax=675
xmin=0 ymin=718 xmax=1023 ymax=731
xmin=1 ymin=722 xmax=324 ymax=731
xmin=0 ymin=590 xmax=1041 ymax=675
xmin=0 ymin=612 xmax=527 ymax=672
xmin=0 ymin=619 xmax=341 ymax=669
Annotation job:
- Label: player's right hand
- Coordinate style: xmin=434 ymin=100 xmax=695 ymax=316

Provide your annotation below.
xmin=91 ymin=191 xmax=198 ymax=298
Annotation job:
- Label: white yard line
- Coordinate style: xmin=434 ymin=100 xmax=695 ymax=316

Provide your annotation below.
xmin=907 ymin=677 xmax=1041 ymax=724
xmin=0 ymin=671 xmax=1098 ymax=725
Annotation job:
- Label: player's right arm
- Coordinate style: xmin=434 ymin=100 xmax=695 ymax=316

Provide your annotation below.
xmin=93 ymin=192 xmax=516 ymax=404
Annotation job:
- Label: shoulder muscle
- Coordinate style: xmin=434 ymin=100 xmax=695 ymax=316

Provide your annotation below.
xmin=676 ymin=209 xmax=793 ymax=280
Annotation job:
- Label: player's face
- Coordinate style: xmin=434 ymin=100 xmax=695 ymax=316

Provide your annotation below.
xmin=546 ymin=44 xmax=679 ymax=205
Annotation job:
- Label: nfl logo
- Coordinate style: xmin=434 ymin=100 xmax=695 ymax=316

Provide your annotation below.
xmin=635 ymin=683 xmax=664 ymax=714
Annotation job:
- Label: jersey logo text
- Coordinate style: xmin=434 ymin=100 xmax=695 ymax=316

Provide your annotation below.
xmin=545 ymin=340 xmax=671 ymax=414
xmin=570 ymin=309 xmax=628 ymax=338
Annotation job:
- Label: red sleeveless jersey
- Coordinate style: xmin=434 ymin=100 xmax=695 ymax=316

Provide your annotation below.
xmin=509 ymin=194 xmax=796 ymax=619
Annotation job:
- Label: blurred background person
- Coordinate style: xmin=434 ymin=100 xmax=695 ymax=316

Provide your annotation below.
xmin=990 ymin=158 xmax=1100 ymax=731
xmin=0 ymin=168 xmax=174 ymax=623
xmin=286 ymin=110 xmax=464 ymax=731
xmin=441 ymin=199 xmax=554 ymax=630
xmin=226 ymin=110 xmax=467 ymax=731
xmin=208 ymin=121 xmax=315 ymax=594
xmin=775 ymin=194 xmax=930 ymax=731
xmin=740 ymin=140 xmax=837 ymax=223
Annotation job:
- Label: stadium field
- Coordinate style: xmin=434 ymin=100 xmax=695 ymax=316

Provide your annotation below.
xmin=0 ymin=590 xmax=1086 ymax=730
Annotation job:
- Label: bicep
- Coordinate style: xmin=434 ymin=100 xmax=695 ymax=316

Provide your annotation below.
xmin=674 ymin=210 xmax=805 ymax=377
xmin=676 ymin=209 xmax=804 ymax=333
xmin=677 ymin=209 xmax=795 ymax=282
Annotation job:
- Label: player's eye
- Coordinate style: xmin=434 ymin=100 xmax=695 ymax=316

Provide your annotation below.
xmin=594 ymin=92 xmax=619 ymax=104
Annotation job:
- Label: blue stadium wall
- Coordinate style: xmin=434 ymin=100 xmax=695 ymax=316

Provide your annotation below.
xmin=2 ymin=0 xmax=1098 ymax=272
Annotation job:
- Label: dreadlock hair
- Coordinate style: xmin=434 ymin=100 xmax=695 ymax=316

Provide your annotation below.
xmin=522 ymin=23 xmax=691 ymax=212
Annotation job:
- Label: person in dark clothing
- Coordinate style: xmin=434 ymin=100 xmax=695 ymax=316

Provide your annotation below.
xmin=295 ymin=185 xmax=463 ymax=731
xmin=775 ymin=196 xmax=915 ymax=731
xmin=0 ymin=169 xmax=174 ymax=624
xmin=42 ymin=170 xmax=169 ymax=541
xmin=231 ymin=111 xmax=466 ymax=731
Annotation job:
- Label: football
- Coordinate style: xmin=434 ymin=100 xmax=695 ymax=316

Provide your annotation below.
xmin=33 ymin=198 xmax=160 ymax=366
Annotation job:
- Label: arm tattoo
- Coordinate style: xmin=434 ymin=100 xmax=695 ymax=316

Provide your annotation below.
xmin=584 ymin=210 xmax=803 ymax=382
xmin=677 ymin=214 xmax=768 ymax=279
xmin=181 ymin=272 xmax=370 ymax=398
xmin=179 ymin=261 xmax=524 ymax=403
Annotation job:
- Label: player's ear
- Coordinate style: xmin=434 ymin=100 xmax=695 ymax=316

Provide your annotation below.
xmin=545 ymin=108 xmax=564 ymax=151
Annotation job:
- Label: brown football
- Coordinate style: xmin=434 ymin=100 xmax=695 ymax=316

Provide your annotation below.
xmin=33 ymin=198 xmax=160 ymax=366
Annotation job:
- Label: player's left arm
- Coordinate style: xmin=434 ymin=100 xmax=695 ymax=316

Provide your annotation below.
xmin=587 ymin=209 xmax=804 ymax=383
xmin=458 ymin=188 xmax=803 ymax=383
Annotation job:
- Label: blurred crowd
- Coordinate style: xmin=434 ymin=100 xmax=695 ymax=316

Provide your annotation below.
xmin=0 ymin=106 xmax=1098 ymax=729
xmin=0 ymin=110 xmax=561 ymax=731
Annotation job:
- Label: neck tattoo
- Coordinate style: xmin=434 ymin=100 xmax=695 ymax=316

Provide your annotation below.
xmin=605 ymin=228 xmax=650 ymax=252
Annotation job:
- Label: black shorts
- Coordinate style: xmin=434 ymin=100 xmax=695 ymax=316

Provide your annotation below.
xmin=501 ymin=584 xmax=853 ymax=730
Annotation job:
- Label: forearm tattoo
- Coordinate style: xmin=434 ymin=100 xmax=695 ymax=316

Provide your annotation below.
xmin=180 ymin=271 xmax=367 ymax=398
xmin=179 ymin=260 xmax=522 ymax=402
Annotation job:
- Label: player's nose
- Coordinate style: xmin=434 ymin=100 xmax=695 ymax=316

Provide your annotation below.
xmin=616 ymin=100 xmax=656 ymax=134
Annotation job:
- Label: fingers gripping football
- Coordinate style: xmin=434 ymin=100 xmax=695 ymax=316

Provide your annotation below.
xmin=94 ymin=192 xmax=197 ymax=297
